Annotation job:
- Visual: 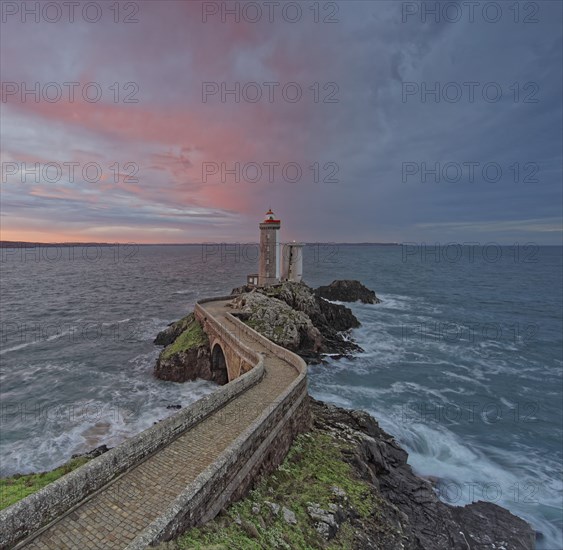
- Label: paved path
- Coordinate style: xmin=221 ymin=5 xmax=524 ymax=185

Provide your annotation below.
xmin=18 ymin=300 xmax=299 ymax=550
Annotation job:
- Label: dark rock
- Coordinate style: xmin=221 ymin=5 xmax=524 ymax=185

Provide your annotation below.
xmin=309 ymin=397 xmax=535 ymax=550
xmin=71 ymin=444 xmax=111 ymax=460
xmin=315 ymin=280 xmax=381 ymax=304
xmin=316 ymin=295 xmax=360 ymax=332
xmin=451 ymin=501 xmax=536 ymax=550
xmin=166 ymin=405 xmax=182 ymax=410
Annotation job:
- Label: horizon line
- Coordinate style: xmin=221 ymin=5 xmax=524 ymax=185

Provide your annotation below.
xmin=1 ymin=240 xmax=561 ymax=247
xmin=0 ymin=240 xmax=401 ymax=246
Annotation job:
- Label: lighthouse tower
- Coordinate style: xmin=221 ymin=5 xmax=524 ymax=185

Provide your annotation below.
xmin=258 ymin=208 xmax=281 ymax=286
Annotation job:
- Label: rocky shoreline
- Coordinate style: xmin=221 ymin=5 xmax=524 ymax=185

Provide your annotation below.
xmin=156 ymin=397 xmax=535 ymax=549
xmin=307 ymin=398 xmax=535 ymax=549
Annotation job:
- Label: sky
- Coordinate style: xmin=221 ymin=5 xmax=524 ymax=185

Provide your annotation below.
xmin=1 ymin=0 xmax=562 ymax=244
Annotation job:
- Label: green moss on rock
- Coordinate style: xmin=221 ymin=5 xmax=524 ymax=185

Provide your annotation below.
xmin=172 ymin=432 xmax=375 ymax=549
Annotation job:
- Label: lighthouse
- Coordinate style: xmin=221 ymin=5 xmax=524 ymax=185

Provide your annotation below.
xmin=258 ymin=208 xmax=281 ymax=286
xmin=246 ymin=209 xmax=303 ymax=287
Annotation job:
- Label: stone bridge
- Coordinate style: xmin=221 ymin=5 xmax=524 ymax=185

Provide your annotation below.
xmin=0 ymin=296 xmax=310 ymax=550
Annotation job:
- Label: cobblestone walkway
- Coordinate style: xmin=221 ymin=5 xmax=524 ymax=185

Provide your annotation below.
xmin=19 ymin=301 xmax=299 ymax=550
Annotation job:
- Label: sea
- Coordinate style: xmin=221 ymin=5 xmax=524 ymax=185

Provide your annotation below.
xmin=0 ymin=243 xmax=561 ymax=548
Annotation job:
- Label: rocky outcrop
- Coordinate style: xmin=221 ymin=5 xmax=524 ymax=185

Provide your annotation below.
xmin=154 ymin=344 xmax=218 ymax=384
xmin=71 ymin=444 xmax=111 ymax=460
xmin=316 ymin=279 xmax=381 ymax=304
xmin=231 ymin=290 xmax=324 ymax=356
xmin=311 ymin=397 xmax=535 ymax=550
xmin=451 ymin=501 xmax=537 ymax=550
xmin=231 ymin=282 xmax=363 ymax=360
xmin=153 ymin=314 xmax=222 ymax=384
xmin=263 ymin=281 xmax=361 ymax=333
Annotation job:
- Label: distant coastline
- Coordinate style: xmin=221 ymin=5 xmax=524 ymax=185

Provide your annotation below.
xmin=0 ymin=241 xmax=401 ymax=247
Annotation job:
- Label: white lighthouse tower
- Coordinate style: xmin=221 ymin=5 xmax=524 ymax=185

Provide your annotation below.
xmin=258 ymin=208 xmax=281 ymax=286
xmin=281 ymin=242 xmax=304 ymax=283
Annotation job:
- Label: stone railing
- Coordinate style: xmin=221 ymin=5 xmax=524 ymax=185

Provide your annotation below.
xmin=0 ymin=313 xmax=264 ymax=549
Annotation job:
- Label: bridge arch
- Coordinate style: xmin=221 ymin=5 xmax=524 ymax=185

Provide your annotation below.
xmin=194 ymin=302 xmax=258 ymax=382
xmin=211 ymin=342 xmax=229 ymax=385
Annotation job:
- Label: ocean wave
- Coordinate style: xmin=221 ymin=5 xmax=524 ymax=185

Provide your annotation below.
xmin=0 ymin=329 xmax=75 ymax=356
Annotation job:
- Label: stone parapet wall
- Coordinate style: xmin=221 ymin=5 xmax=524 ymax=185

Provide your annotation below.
xmin=122 ymin=304 xmax=310 ymax=547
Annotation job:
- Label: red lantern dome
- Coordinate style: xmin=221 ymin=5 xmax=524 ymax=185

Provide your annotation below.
xmin=264 ymin=208 xmax=280 ymax=223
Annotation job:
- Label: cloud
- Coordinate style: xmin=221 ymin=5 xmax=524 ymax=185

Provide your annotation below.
xmin=1 ymin=0 xmax=561 ymax=243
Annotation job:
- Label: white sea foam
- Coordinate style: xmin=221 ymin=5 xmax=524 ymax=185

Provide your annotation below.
xmin=1 ymin=377 xmax=218 ymax=477
xmin=0 ymin=347 xmax=218 ymax=477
